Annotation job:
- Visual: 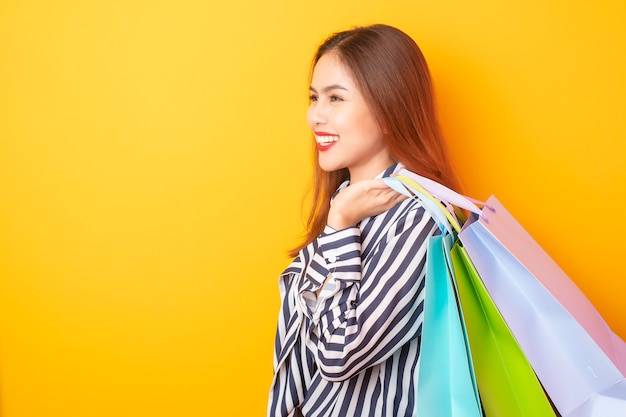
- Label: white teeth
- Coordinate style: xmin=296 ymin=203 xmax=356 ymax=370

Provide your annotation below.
xmin=315 ymin=135 xmax=338 ymax=144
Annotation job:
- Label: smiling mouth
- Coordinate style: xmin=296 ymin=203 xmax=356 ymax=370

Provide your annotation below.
xmin=315 ymin=134 xmax=338 ymax=151
xmin=315 ymin=134 xmax=338 ymax=145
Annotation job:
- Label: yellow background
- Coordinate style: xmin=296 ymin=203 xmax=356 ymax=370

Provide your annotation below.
xmin=1 ymin=0 xmax=624 ymax=416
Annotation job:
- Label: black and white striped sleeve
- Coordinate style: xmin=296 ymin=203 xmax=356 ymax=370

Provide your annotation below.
xmin=311 ymin=204 xmax=436 ymax=381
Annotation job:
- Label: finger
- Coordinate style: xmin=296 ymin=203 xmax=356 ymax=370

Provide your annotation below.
xmin=377 ymin=189 xmax=408 ymax=205
xmin=382 ymin=185 xmax=409 ymax=199
xmin=368 ymin=179 xmax=394 ymax=190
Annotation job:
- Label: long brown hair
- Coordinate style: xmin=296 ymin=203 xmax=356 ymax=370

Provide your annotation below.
xmin=290 ymin=24 xmax=460 ymax=257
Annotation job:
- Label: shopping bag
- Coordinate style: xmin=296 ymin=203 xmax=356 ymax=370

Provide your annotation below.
xmin=449 ymin=242 xmax=558 ymax=417
xmin=462 ymin=195 xmax=626 ymax=374
xmin=394 ymin=168 xmax=626 ymax=373
xmin=417 ymin=234 xmax=482 ymax=417
xmin=387 ymin=170 xmax=626 ymax=417
xmin=385 ymin=176 xmax=557 ymax=417
xmin=459 ymin=202 xmax=626 ymax=417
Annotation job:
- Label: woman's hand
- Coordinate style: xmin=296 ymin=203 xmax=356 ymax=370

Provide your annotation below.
xmin=327 ymin=179 xmax=407 ymax=230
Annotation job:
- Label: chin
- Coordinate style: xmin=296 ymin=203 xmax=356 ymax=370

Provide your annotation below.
xmin=318 ymin=160 xmax=345 ymax=174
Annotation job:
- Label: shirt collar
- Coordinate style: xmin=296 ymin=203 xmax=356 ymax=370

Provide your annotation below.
xmin=334 ymin=162 xmax=404 ymax=196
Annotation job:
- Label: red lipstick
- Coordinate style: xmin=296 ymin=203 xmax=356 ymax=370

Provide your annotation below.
xmin=317 ymin=142 xmax=336 ymax=151
xmin=314 ymin=132 xmax=338 ymax=152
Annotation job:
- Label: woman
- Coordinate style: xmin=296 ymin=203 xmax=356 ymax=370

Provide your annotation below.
xmin=268 ymin=24 xmax=460 ymax=417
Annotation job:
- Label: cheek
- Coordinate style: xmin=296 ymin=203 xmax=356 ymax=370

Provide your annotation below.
xmin=353 ymin=110 xmax=381 ymax=141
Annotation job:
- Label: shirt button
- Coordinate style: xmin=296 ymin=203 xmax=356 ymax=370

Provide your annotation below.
xmin=327 ymin=255 xmax=337 ymax=263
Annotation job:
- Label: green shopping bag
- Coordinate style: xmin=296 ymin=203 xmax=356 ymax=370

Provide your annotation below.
xmin=450 ymin=243 xmax=557 ymax=417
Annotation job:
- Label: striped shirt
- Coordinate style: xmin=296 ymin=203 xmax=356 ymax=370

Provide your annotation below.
xmin=268 ymin=164 xmax=438 ymax=417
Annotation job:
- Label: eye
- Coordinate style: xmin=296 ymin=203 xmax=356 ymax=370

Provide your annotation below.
xmin=330 ymin=95 xmax=343 ymax=102
xmin=309 ymin=94 xmax=318 ymax=102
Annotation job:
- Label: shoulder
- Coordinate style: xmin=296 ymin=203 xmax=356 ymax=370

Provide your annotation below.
xmin=380 ymin=196 xmax=436 ymax=237
xmin=359 ymin=196 xmax=437 ymax=262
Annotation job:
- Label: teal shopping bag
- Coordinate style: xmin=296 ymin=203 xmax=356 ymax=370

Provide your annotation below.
xmin=417 ymin=234 xmax=482 ymax=417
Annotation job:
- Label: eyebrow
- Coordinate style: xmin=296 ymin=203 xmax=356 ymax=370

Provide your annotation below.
xmin=309 ymin=84 xmax=349 ymax=93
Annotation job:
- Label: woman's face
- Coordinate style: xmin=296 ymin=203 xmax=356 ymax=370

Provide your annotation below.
xmin=307 ymin=51 xmax=393 ymax=183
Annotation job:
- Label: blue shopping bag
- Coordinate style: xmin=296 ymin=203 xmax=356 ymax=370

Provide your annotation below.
xmin=459 ymin=199 xmax=626 ymax=417
xmin=417 ymin=234 xmax=482 ymax=417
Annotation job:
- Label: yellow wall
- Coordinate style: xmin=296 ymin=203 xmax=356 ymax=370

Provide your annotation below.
xmin=0 ymin=0 xmax=624 ymax=415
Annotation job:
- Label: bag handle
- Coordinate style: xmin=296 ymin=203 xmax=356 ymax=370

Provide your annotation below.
xmin=394 ymin=169 xmax=495 ymax=220
xmin=382 ymin=177 xmax=454 ymax=234
xmin=382 ymin=176 xmax=460 ymax=235
xmin=382 ymin=170 xmax=495 ymax=234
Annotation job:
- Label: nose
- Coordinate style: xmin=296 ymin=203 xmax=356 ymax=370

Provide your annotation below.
xmin=307 ymin=101 xmax=326 ymax=127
